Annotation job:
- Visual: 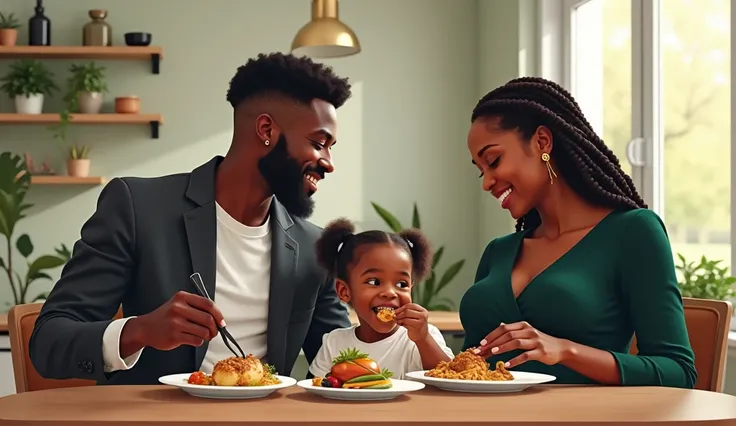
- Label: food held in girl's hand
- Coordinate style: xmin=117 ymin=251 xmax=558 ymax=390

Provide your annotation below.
xmin=186 ymin=355 xmax=281 ymax=386
xmin=312 ymin=348 xmax=393 ymax=389
xmin=375 ymin=306 xmax=395 ymax=322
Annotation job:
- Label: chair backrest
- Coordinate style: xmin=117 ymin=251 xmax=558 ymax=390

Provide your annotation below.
xmin=8 ymin=303 xmax=123 ymax=393
xmin=629 ymin=297 xmax=733 ymax=392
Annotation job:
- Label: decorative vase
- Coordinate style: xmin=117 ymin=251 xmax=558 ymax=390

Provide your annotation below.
xmin=28 ymin=0 xmax=51 ymax=46
xmin=78 ymin=92 xmax=103 ymax=114
xmin=14 ymin=94 xmax=44 ymax=114
xmin=0 ymin=29 xmax=18 ymax=46
xmin=82 ymin=10 xmax=111 ymax=46
xmin=67 ymin=159 xmax=90 ymax=177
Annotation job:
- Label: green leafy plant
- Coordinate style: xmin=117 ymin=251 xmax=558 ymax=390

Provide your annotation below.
xmin=371 ymin=202 xmax=465 ymax=311
xmin=0 ymin=12 xmax=21 ymax=29
xmin=675 ymin=253 xmax=736 ymax=301
xmin=0 ymin=152 xmax=71 ymax=305
xmin=66 ymin=62 xmax=108 ymax=98
xmin=0 ymin=59 xmax=58 ymax=98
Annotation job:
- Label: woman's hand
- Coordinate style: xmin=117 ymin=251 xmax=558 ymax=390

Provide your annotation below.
xmin=472 ymin=321 xmax=570 ymax=368
xmin=394 ymin=303 xmax=429 ymax=342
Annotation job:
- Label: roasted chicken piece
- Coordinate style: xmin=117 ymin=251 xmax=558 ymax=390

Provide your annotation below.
xmin=211 ymin=355 xmax=264 ymax=386
xmin=376 ymin=307 xmax=395 ymax=322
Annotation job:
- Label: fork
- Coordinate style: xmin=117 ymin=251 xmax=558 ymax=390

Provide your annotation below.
xmin=189 ymin=272 xmax=246 ymax=359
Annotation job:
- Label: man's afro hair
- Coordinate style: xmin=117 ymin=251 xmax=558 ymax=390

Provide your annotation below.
xmin=226 ymin=52 xmax=352 ymax=109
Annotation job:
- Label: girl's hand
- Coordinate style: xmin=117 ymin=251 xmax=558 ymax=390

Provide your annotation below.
xmin=472 ymin=321 xmax=570 ymax=368
xmin=394 ymin=303 xmax=429 ymax=342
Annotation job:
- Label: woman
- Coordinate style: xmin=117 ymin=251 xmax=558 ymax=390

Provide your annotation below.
xmin=460 ymin=77 xmax=696 ymax=388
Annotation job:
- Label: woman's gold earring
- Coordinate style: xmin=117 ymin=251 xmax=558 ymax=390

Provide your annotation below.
xmin=264 ymin=139 xmax=270 ymax=146
xmin=542 ymin=152 xmax=557 ymax=184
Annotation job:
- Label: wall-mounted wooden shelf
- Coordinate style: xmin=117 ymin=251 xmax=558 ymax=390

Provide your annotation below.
xmin=0 ymin=113 xmax=163 ymax=139
xmin=0 ymin=46 xmax=164 ymax=74
xmin=31 ymin=176 xmax=106 ymax=185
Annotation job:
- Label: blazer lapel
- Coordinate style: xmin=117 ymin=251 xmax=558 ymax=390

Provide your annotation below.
xmin=183 ymin=156 xmax=221 ymax=369
xmin=266 ymin=199 xmax=298 ymax=372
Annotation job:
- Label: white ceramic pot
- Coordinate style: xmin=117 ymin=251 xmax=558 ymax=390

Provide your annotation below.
xmin=78 ymin=92 xmax=104 ymax=114
xmin=14 ymin=94 xmax=44 ymax=114
xmin=67 ymin=159 xmax=91 ymax=177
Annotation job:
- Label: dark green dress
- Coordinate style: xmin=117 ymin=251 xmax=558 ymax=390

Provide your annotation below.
xmin=460 ymin=208 xmax=697 ymax=388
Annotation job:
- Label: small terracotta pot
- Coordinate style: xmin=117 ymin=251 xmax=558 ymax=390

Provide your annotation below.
xmin=115 ymin=96 xmax=140 ymax=114
xmin=67 ymin=159 xmax=91 ymax=177
xmin=0 ymin=29 xmax=18 ymax=46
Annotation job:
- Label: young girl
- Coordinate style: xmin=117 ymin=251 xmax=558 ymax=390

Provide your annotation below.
xmin=308 ymin=218 xmax=454 ymax=379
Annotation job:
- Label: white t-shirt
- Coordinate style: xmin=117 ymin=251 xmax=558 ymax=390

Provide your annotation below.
xmin=308 ymin=324 xmax=454 ymax=379
xmin=101 ymin=203 xmax=272 ymax=374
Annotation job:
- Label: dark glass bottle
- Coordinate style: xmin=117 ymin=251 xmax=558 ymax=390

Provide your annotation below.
xmin=28 ymin=0 xmax=51 ymax=46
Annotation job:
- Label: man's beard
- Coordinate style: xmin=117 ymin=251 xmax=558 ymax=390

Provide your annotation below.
xmin=257 ymin=134 xmax=323 ymax=219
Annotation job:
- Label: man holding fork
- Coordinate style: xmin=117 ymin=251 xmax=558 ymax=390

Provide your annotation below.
xmin=29 ymin=52 xmax=353 ymax=385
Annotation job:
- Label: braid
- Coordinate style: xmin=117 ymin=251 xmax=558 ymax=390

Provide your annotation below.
xmin=474 ymin=77 xmax=647 ymax=232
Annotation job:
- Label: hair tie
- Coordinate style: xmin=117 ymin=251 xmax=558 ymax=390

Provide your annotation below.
xmin=337 ymin=242 xmax=344 ymax=253
xmin=405 ymin=238 xmax=414 ymax=249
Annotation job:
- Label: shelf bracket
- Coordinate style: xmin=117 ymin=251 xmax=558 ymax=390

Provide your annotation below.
xmin=151 ymin=53 xmax=161 ymax=74
xmin=149 ymin=121 xmax=160 ymax=139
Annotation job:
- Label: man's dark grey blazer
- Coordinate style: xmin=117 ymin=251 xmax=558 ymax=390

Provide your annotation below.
xmin=29 ymin=156 xmax=351 ymax=385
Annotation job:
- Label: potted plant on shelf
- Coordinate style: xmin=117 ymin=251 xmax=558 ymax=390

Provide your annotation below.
xmin=49 ymin=110 xmax=93 ymax=178
xmin=66 ymin=143 xmax=91 ymax=177
xmin=66 ymin=62 xmax=108 ymax=114
xmin=0 ymin=59 xmax=58 ymax=114
xmin=0 ymin=152 xmax=71 ymax=309
xmin=0 ymin=11 xmax=20 ymax=46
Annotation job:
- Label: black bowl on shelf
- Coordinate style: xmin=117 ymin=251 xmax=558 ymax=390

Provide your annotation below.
xmin=124 ymin=32 xmax=152 ymax=46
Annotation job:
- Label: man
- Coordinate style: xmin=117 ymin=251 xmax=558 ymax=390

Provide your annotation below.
xmin=29 ymin=53 xmax=354 ymax=385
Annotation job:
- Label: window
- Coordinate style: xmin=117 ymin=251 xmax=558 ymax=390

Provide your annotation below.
xmin=563 ymin=0 xmax=733 ymax=313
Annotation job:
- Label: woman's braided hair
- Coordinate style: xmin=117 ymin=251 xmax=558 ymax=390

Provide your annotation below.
xmin=471 ymin=77 xmax=647 ymax=232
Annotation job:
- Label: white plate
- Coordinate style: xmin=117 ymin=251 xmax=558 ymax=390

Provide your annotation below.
xmin=404 ymin=370 xmax=556 ymax=393
xmin=158 ymin=373 xmax=297 ymax=399
xmin=296 ymin=378 xmax=425 ymax=401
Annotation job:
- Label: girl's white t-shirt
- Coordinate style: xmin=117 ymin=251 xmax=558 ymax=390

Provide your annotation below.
xmin=308 ymin=324 xmax=454 ymax=379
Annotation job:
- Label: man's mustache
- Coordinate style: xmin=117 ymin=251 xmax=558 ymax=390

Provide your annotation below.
xmin=303 ymin=163 xmax=327 ymax=180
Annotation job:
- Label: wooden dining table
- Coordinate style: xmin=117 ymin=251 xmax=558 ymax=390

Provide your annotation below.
xmin=0 ymin=384 xmax=734 ymax=425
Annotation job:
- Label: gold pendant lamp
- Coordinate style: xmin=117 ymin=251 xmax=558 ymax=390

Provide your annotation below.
xmin=291 ymin=0 xmax=361 ymax=58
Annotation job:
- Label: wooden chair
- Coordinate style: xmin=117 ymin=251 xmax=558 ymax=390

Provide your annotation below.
xmin=8 ymin=303 xmax=123 ymax=393
xmin=629 ymin=297 xmax=733 ymax=392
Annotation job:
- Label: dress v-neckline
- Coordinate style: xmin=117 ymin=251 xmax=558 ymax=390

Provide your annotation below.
xmin=507 ymin=211 xmax=617 ymax=302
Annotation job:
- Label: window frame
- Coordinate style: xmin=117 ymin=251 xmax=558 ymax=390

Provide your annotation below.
xmin=538 ymin=0 xmax=736 ymax=331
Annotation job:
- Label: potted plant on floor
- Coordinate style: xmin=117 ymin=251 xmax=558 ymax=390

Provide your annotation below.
xmin=0 ymin=11 xmax=20 ymax=46
xmin=66 ymin=143 xmax=91 ymax=177
xmin=0 ymin=152 xmax=71 ymax=308
xmin=66 ymin=62 xmax=108 ymax=114
xmin=0 ymin=59 xmax=58 ymax=114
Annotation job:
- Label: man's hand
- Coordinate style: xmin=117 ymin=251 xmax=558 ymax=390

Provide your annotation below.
xmin=120 ymin=291 xmax=225 ymax=357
